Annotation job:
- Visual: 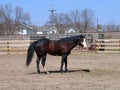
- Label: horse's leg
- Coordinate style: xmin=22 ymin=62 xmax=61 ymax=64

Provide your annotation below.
xmin=36 ymin=56 xmax=41 ymax=74
xmin=60 ymin=54 xmax=67 ymax=73
xmin=64 ymin=56 xmax=68 ymax=72
xmin=41 ymin=55 xmax=49 ymax=74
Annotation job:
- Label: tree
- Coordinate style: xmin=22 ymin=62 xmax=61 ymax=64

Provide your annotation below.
xmin=81 ymin=9 xmax=95 ymax=32
xmin=104 ymin=21 xmax=120 ymax=32
xmin=70 ymin=9 xmax=81 ymax=30
xmin=49 ymin=13 xmax=71 ymax=33
xmin=0 ymin=4 xmax=30 ymax=35
xmin=97 ymin=24 xmax=102 ymax=29
xmin=47 ymin=8 xmax=95 ymax=33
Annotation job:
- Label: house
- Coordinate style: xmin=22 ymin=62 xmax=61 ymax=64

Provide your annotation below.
xmin=47 ymin=27 xmax=58 ymax=34
xmin=18 ymin=29 xmax=35 ymax=35
xmin=65 ymin=28 xmax=79 ymax=33
xmin=36 ymin=26 xmax=58 ymax=34
xmin=36 ymin=30 xmax=47 ymax=34
xmin=18 ymin=21 xmax=35 ymax=35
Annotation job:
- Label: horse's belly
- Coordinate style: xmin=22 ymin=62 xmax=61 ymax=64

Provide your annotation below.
xmin=48 ymin=51 xmax=62 ymax=56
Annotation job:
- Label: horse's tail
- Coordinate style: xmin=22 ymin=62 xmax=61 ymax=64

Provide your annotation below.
xmin=26 ymin=41 xmax=37 ymax=67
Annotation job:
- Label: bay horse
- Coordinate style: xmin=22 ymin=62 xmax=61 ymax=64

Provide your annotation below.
xmin=26 ymin=35 xmax=87 ymax=74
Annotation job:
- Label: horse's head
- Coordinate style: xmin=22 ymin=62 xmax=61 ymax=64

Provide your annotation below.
xmin=79 ymin=35 xmax=87 ymax=48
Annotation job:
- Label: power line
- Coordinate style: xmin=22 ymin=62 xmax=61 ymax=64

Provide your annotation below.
xmin=48 ymin=5 xmax=56 ymax=39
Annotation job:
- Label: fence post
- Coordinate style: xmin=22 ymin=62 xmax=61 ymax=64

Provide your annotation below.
xmin=7 ymin=42 xmax=9 ymax=55
xmin=94 ymin=39 xmax=97 ymax=53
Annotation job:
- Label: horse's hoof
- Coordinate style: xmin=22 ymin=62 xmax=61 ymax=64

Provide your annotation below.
xmin=45 ymin=71 xmax=49 ymax=75
xmin=37 ymin=71 xmax=40 ymax=74
xmin=65 ymin=70 xmax=68 ymax=72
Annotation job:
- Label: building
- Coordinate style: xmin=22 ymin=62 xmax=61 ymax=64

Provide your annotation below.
xmin=36 ymin=27 xmax=58 ymax=34
xmin=18 ymin=21 xmax=35 ymax=35
xmin=65 ymin=28 xmax=79 ymax=34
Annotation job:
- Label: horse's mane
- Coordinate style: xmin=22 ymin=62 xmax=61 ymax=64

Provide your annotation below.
xmin=36 ymin=35 xmax=84 ymax=42
xmin=59 ymin=35 xmax=83 ymax=42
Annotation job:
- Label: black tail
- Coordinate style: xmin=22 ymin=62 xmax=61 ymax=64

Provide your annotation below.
xmin=26 ymin=41 xmax=36 ymax=67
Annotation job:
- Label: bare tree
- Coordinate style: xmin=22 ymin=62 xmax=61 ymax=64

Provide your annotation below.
xmin=70 ymin=9 xmax=81 ymax=30
xmin=1 ymin=4 xmax=13 ymax=35
xmin=47 ymin=8 xmax=95 ymax=33
xmin=49 ymin=13 xmax=71 ymax=33
xmin=0 ymin=4 xmax=30 ymax=35
xmin=81 ymin=9 xmax=95 ymax=32
xmin=104 ymin=21 xmax=120 ymax=32
xmin=0 ymin=6 xmax=4 ymax=35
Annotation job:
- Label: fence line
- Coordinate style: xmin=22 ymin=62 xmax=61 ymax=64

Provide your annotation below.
xmin=0 ymin=39 xmax=80 ymax=55
xmin=0 ymin=40 xmax=31 ymax=55
xmin=1 ymin=39 xmax=119 ymax=55
xmin=95 ymin=39 xmax=120 ymax=53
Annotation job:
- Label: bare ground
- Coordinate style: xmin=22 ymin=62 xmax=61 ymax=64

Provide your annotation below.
xmin=0 ymin=50 xmax=120 ymax=90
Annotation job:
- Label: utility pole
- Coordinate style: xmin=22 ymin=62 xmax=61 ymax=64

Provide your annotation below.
xmin=97 ymin=18 xmax=98 ymax=29
xmin=48 ymin=5 xmax=56 ymax=39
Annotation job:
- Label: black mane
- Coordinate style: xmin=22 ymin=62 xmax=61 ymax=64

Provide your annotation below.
xmin=59 ymin=35 xmax=84 ymax=42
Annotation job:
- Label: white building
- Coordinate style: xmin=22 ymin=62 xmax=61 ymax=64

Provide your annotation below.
xmin=36 ymin=27 xmax=58 ymax=34
xmin=65 ymin=28 xmax=79 ymax=33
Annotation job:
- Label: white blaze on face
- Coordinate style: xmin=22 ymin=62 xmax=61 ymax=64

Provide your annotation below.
xmin=82 ymin=38 xmax=87 ymax=48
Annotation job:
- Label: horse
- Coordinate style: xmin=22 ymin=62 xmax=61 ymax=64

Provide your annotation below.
xmin=26 ymin=35 xmax=87 ymax=74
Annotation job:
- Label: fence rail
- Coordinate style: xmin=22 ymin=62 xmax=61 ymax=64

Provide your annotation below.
xmin=0 ymin=39 xmax=80 ymax=55
xmin=1 ymin=39 xmax=120 ymax=55
xmin=95 ymin=39 xmax=120 ymax=53
xmin=0 ymin=40 xmax=31 ymax=55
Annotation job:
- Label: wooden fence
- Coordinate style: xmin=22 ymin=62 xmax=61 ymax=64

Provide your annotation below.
xmin=1 ymin=39 xmax=120 ymax=55
xmin=0 ymin=40 xmax=80 ymax=55
xmin=0 ymin=40 xmax=31 ymax=55
xmin=95 ymin=39 xmax=120 ymax=53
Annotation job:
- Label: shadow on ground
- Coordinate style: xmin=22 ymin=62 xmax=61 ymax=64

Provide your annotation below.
xmin=28 ymin=69 xmax=90 ymax=75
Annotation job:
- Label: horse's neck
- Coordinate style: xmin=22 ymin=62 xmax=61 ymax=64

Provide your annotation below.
xmin=70 ymin=40 xmax=79 ymax=49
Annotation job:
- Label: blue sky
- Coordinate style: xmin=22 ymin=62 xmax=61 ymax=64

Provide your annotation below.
xmin=0 ymin=0 xmax=120 ymax=26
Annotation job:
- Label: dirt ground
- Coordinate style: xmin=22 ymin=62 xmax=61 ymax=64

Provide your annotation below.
xmin=0 ymin=50 xmax=120 ymax=90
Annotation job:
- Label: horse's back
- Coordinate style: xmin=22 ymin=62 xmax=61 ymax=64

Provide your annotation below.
xmin=37 ymin=38 xmax=49 ymax=44
xmin=35 ymin=38 xmax=49 ymax=53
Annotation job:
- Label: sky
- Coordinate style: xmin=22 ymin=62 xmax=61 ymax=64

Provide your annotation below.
xmin=0 ymin=0 xmax=120 ymax=26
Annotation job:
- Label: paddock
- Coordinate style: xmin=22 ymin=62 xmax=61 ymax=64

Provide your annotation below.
xmin=0 ymin=50 xmax=120 ymax=90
